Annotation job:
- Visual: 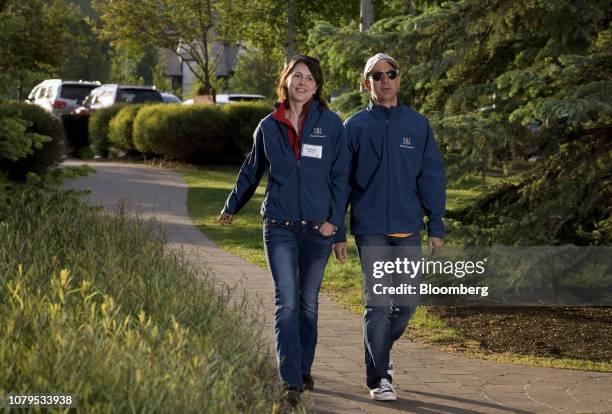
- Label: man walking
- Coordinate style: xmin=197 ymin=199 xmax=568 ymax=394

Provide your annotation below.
xmin=333 ymin=53 xmax=445 ymax=400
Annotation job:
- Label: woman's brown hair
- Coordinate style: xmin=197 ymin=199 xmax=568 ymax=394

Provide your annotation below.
xmin=276 ymin=55 xmax=328 ymax=108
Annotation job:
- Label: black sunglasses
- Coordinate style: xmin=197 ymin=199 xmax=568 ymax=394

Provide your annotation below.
xmin=368 ymin=69 xmax=400 ymax=81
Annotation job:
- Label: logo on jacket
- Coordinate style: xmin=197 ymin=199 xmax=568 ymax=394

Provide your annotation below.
xmin=310 ymin=127 xmax=326 ymax=138
xmin=400 ymin=137 xmax=415 ymax=149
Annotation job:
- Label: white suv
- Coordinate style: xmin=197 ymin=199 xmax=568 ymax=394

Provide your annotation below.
xmin=27 ymin=79 xmax=101 ymax=117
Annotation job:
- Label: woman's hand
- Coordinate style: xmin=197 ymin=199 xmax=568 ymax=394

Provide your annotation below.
xmin=332 ymin=242 xmax=348 ymax=263
xmin=217 ymin=211 xmax=234 ymax=225
xmin=319 ymin=221 xmax=336 ymax=237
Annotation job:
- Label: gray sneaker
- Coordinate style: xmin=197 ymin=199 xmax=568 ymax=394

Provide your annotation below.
xmin=369 ymin=378 xmax=397 ymax=401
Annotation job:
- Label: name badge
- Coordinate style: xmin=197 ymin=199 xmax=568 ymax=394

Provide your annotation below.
xmin=302 ymin=144 xmax=323 ymax=159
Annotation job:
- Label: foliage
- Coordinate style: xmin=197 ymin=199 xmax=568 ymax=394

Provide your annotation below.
xmin=54 ymin=7 xmax=111 ymax=84
xmin=94 ymin=0 xmax=221 ymax=90
xmin=308 ymin=0 xmax=612 ymax=177
xmin=227 ymin=46 xmax=284 ymax=97
xmin=0 ymin=107 xmax=48 ymax=162
xmin=447 ymin=131 xmax=612 ymax=245
xmin=308 ymin=0 xmax=612 ymax=245
xmin=0 ymin=0 xmax=101 ymax=99
xmin=329 ymin=90 xmax=369 ymax=119
xmin=220 ymin=103 xmax=271 ymax=160
xmin=0 ymin=103 xmax=64 ymax=180
xmin=108 ymin=39 xmax=158 ymax=86
xmin=152 ymin=50 xmax=176 ymax=96
xmin=133 ymin=103 xmax=269 ymax=164
xmin=0 ymin=182 xmax=277 ymax=412
xmin=108 ymin=104 xmax=146 ymax=152
xmin=217 ymin=0 xmax=358 ymax=54
xmin=88 ymin=104 xmax=128 ymax=157
xmin=308 ymin=20 xmax=383 ymax=92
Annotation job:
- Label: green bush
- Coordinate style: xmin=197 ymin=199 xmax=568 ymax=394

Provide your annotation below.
xmin=0 ymin=102 xmax=65 ymax=180
xmin=0 ymin=184 xmax=277 ymax=412
xmin=108 ymin=104 xmax=146 ymax=152
xmin=221 ymin=103 xmax=271 ymax=162
xmin=133 ymin=104 xmax=228 ymax=164
xmin=330 ymin=90 xmax=368 ymax=120
xmin=89 ymin=104 xmax=128 ymax=157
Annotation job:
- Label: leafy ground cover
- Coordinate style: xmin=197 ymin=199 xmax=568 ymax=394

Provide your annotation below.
xmin=0 ymin=168 xmax=279 ymax=412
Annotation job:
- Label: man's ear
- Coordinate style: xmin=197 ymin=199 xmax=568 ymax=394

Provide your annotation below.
xmin=362 ymin=78 xmax=372 ymax=92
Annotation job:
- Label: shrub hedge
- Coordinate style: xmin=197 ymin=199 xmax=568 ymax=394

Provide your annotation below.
xmin=108 ymin=104 xmax=146 ymax=152
xmin=132 ymin=103 xmax=271 ymax=164
xmin=220 ymin=103 xmax=271 ymax=161
xmin=89 ymin=104 xmax=128 ymax=157
xmin=0 ymin=102 xmax=65 ymax=179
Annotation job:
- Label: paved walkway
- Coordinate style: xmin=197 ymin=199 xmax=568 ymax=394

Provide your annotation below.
xmin=63 ymin=161 xmax=612 ymax=414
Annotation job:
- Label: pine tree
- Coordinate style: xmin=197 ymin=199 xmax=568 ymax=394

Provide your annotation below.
xmin=308 ymin=0 xmax=612 ymax=244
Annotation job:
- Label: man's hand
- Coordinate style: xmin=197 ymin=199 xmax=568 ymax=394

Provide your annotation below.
xmin=332 ymin=242 xmax=348 ymax=263
xmin=217 ymin=211 xmax=234 ymax=225
xmin=319 ymin=221 xmax=337 ymax=237
xmin=428 ymin=236 xmax=444 ymax=256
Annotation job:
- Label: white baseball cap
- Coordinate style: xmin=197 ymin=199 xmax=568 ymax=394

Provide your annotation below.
xmin=363 ymin=53 xmax=399 ymax=78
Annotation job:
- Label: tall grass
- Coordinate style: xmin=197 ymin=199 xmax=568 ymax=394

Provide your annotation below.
xmin=0 ymin=183 xmax=277 ymax=413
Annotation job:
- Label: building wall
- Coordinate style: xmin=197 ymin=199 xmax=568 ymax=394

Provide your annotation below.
xmin=162 ymin=42 xmax=242 ymax=97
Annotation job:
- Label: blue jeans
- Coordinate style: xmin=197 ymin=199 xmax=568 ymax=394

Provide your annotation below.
xmin=355 ymin=234 xmax=422 ymax=389
xmin=263 ymin=218 xmax=334 ymax=389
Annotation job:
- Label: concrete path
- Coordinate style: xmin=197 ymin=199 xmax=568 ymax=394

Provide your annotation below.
xmin=63 ymin=161 xmax=612 ymax=414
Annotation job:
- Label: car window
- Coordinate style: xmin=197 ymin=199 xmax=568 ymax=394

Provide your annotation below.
xmin=117 ymin=88 xmax=163 ymax=103
xmin=60 ymin=84 xmax=97 ymax=101
xmin=36 ymin=88 xmax=46 ymax=99
xmin=82 ymin=94 xmax=95 ymax=105
xmin=28 ymin=87 xmax=39 ymax=100
xmin=162 ymin=94 xmax=181 ymax=103
xmin=98 ymin=89 xmax=114 ymax=104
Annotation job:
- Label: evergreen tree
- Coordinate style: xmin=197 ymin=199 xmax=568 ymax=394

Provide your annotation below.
xmin=308 ymin=0 xmax=611 ymax=245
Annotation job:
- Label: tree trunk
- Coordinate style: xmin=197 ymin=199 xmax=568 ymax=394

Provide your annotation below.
xmin=359 ymin=0 xmax=374 ymax=92
xmin=360 ymin=0 xmax=373 ymax=32
xmin=284 ymin=0 xmax=296 ymax=63
xmin=202 ymin=31 xmax=211 ymax=90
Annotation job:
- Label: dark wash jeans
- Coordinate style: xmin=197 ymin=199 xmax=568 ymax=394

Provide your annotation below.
xmin=355 ymin=233 xmax=422 ymax=389
xmin=263 ymin=218 xmax=334 ymax=389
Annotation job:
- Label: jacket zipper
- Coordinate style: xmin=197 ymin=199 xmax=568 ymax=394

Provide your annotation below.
xmin=385 ymin=109 xmax=390 ymax=233
xmin=297 ymin=127 xmax=304 ymax=222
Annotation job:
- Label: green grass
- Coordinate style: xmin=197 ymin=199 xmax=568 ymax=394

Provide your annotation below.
xmin=0 ymin=175 xmax=278 ymax=413
xmin=181 ymin=165 xmax=611 ymax=372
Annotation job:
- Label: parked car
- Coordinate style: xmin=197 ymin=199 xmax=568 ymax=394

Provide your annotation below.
xmin=27 ymin=79 xmax=101 ymax=117
xmin=72 ymin=84 xmax=163 ymax=116
xmin=182 ymin=93 xmax=265 ymax=105
xmin=161 ymin=92 xmax=182 ymax=103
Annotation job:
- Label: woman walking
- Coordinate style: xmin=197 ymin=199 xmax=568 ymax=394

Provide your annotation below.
xmin=218 ymin=55 xmax=350 ymax=406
